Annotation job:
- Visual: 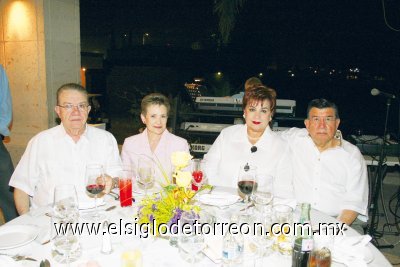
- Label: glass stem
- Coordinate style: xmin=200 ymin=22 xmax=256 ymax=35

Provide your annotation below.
xmin=94 ymin=194 xmax=98 ymax=218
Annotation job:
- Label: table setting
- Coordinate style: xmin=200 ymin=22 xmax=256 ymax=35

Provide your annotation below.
xmin=0 ymin=154 xmax=392 ymax=267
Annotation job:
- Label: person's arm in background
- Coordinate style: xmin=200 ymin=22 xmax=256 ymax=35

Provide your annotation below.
xmin=14 ymin=189 xmax=30 ymax=215
xmin=0 ymin=65 xmax=12 ymax=136
xmin=338 ymin=147 xmax=369 ymax=225
xmin=203 ymin=132 xmax=224 ymax=186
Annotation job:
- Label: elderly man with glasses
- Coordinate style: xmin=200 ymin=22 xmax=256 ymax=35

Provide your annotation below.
xmin=9 ymin=83 xmax=121 ymax=215
xmin=280 ymin=98 xmax=368 ymax=230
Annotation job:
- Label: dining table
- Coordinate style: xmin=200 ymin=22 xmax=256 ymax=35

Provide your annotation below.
xmin=0 ymin=186 xmax=392 ymax=267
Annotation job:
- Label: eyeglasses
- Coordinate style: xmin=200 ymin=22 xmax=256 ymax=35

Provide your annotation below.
xmin=309 ymin=116 xmax=336 ymax=124
xmin=57 ymin=103 xmax=89 ymax=112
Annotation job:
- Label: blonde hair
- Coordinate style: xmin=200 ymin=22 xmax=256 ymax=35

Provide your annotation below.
xmin=141 ymin=93 xmax=170 ymax=115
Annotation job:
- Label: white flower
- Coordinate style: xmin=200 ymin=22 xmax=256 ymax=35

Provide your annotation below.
xmin=175 ymin=171 xmax=192 ymax=188
xmin=171 ymin=151 xmax=192 ymax=170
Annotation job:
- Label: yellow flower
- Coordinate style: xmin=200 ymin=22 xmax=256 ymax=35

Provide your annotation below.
xmin=175 ymin=171 xmax=192 ymax=188
xmin=171 ymin=151 xmax=192 ymax=169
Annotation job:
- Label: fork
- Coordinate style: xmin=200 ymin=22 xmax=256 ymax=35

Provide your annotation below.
xmin=0 ymin=253 xmax=37 ymax=261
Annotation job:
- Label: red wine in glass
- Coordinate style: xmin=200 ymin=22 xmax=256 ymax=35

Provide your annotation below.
xmin=238 ymin=180 xmax=258 ymax=195
xmin=86 ymin=184 xmax=105 ymax=195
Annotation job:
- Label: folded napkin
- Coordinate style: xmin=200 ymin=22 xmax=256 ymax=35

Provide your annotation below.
xmin=197 ymin=192 xmax=241 ymax=206
xmin=203 ymin=235 xmax=223 ymax=264
xmin=332 ymin=235 xmax=372 ymax=267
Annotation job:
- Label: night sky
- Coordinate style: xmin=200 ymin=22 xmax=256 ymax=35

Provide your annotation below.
xmin=80 ymin=0 xmax=400 ymax=73
xmin=80 ymin=0 xmax=400 ymax=136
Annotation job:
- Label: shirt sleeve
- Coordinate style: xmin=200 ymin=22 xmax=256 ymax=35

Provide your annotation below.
xmin=203 ymin=132 xmax=224 ymax=186
xmin=273 ymin=144 xmax=295 ymax=200
xmin=9 ymin=137 xmax=40 ymax=196
xmin=104 ymin=133 xmax=122 ymax=171
xmin=0 ymin=65 xmax=12 ymax=136
xmin=341 ymin=148 xmax=369 ymax=217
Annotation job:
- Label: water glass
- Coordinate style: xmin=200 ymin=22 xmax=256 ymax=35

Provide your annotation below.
xmin=272 ymin=204 xmax=294 ymax=256
xmin=178 ymin=212 xmax=205 ymax=263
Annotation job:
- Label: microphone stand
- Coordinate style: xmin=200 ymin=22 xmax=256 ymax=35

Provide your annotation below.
xmin=367 ymin=97 xmax=394 ymax=248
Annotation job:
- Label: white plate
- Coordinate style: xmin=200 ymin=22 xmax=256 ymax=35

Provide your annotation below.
xmin=0 ymin=225 xmax=39 ymax=250
xmin=79 ymin=198 xmax=105 ymax=210
xmin=333 ymin=246 xmax=374 ymax=264
xmin=197 ymin=193 xmax=241 ymax=206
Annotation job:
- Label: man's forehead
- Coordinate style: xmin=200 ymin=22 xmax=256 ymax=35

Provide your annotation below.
xmin=309 ymin=107 xmax=335 ymax=116
xmin=59 ymin=90 xmax=87 ymax=102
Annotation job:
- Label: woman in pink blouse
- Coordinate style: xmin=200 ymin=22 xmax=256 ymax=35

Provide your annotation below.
xmin=121 ymin=93 xmax=189 ymax=184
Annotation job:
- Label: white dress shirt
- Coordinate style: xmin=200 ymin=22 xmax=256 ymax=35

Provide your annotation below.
xmin=121 ymin=129 xmax=189 ymax=184
xmin=281 ymin=128 xmax=368 ymax=218
xmin=203 ymin=124 xmax=293 ymax=199
xmin=9 ymin=124 xmax=121 ymax=208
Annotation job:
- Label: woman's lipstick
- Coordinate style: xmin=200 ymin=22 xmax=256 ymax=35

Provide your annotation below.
xmin=252 ymin=121 xmax=261 ymax=125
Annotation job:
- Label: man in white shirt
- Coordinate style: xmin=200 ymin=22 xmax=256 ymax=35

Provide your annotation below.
xmin=281 ymin=99 xmax=368 ymax=226
xmin=9 ymin=83 xmax=121 ymax=215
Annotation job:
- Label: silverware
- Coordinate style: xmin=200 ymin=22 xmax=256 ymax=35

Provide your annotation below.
xmin=107 ymin=191 xmax=120 ymax=200
xmin=105 ymin=205 xmax=116 ymax=211
xmin=0 ymin=253 xmax=37 ymax=261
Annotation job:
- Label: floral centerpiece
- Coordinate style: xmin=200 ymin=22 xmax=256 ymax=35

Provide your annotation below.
xmin=137 ymin=152 xmax=211 ymax=235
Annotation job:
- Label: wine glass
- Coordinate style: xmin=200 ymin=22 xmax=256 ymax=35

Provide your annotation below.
xmin=85 ymin=164 xmax=106 ymax=220
xmin=178 ymin=211 xmax=205 ymax=263
xmin=53 ymin=184 xmax=79 ymax=221
xmin=191 ymin=159 xmax=206 ymax=191
xmin=237 ymin=164 xmax=258 ymax=204
xmin=137 ymin=157 xmax=155 ymax=196
xmin=51 ymin=185 xmax=80 ymax=265
xmin=253 ymin=174 xmax=274 ymax=213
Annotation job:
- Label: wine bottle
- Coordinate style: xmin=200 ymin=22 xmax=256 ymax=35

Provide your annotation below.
xmin=292 ymin=203 xmax=313 ymax=267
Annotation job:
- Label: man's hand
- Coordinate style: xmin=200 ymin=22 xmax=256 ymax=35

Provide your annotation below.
xmin=103 ymin=174 xmax=113 ymax=194
xmin=14 ymin=188 xmax=30 ymax=215
xmin=337 ymin=209 xmax=358 ymax=225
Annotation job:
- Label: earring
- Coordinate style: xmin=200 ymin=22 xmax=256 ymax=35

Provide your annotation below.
xmin=243 ymin=114 xmax=245 ymax=119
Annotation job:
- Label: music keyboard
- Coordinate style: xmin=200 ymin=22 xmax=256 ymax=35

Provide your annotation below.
xmin=349 ymin=135 xmax=400 ymax=156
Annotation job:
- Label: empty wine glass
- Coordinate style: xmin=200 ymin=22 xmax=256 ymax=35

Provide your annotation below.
xmin=85 ymin=164 xmax=105 ymax=221
xmin=178 ymin=211 xmax=205 ymax=263
xmin=137 ymin=157 xmax=155 ymax=196
xmin=53 ymin=184 xmax=79 ymax=221
xmin=253 ymin=174 xmax=274 ymax=213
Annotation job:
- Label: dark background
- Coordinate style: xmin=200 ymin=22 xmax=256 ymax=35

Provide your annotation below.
xmin=79 ymin=0 xmax=400 ymax=141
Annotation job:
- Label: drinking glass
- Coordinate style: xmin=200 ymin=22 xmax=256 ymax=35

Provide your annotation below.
xmin=178 ymin=211 xmax=205 ymax=263
xmin=237 ymin=165 xmax=257 ymax=203
xmin=51 ymin=215 xmax=81 ymax=266
xmin=191 ymin=159 xmax=206 ymax=191
xmin=85 ymin=164 xmax=105 ymax=220
xmin=272 ymin=204 xmax=294 ymax=256
xmin=53 ymin=184 xmax=79 ymax=221
xmin=51 ymin=185 xmax=80 ymax=265
xmin=137 ymin=157 xmax=155 ymax=196
xmin=112 ymin=164 xmax=135 ymax=207
xmin=253 ymin=174 xmax=274 ymax=213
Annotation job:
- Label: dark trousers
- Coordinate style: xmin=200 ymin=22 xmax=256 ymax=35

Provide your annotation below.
xmin=0 ymin=140 xmax=18 ymax=222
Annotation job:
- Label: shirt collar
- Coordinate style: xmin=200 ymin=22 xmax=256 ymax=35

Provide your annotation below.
xmin=57 ymin=123 xmax=89 ymax=143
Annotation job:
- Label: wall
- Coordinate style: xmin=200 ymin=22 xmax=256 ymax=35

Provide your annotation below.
xmin=0 ymin=0 xmax=81 ymax=165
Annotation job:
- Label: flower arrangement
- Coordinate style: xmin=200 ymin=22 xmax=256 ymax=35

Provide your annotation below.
xmin=137 ymin=151 xmax=211 ymax=235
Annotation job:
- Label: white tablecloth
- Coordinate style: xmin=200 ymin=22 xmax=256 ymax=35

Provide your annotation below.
xmin=0 ymin=190 xmax=392 ymax=267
